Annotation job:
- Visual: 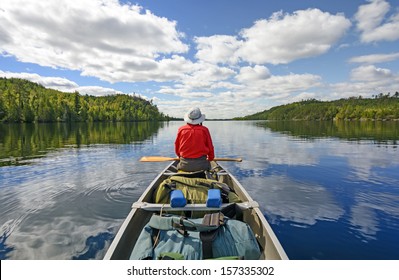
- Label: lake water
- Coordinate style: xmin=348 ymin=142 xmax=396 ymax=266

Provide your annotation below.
xmin=1 ymin=121 xmax=398 ymax=260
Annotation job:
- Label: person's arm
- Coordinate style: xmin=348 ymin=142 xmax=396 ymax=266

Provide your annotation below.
xmin=175 ymin=130 xmax=181 ymax=157
xmin=205 ymin=128 xmax=214 ymax=161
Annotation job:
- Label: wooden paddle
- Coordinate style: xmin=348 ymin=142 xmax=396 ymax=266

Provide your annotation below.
xmin=139 ymin=156 xmax=242 ymax=162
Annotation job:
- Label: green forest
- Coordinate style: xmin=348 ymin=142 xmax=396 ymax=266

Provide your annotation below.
xmin=0 ymin=78 xmax=169 ymax=122
xmin=235 ymin=93 xmax=399 ymax=121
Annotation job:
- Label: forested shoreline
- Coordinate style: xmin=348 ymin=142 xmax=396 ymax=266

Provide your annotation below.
xmin=235 ymin=93 xmax=399 ymax=121
xmin=0 ymin=78 xmax=169 ymax=122
xmin=3 ymin=77 xmax=398 ymax=123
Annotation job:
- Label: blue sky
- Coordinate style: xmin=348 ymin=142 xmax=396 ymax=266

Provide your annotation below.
xmin=1 ymin=0 xmax=398 ymax=119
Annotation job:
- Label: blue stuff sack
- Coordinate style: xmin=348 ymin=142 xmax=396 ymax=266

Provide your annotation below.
xmin=206 ymin=189 xmax=221 ymax=208
xmin=170 ymin=190 xmax=187 ymax=207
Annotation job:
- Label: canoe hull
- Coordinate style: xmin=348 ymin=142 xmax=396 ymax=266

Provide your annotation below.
xmin=104 ymin=161 xmax=288 ymax=260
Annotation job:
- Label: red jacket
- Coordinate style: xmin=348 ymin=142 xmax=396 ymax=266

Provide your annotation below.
xmin=175 ymin=124 xmax=215 ymax=161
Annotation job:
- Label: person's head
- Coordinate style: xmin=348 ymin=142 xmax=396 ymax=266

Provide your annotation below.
xmin=184 ymin=107 xmax=205 ymax=125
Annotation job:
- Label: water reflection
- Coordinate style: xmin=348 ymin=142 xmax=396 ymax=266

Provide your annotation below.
xmin=242 ymin=175 xmax=345 ymax=226
xmin=0 ymin=122 xmax=164 ymax=166
xmin=206 ymin=121 xmax=399 ymax=259
xmin=1 ymin=121 xmax=399 ymax=259
xmin=260 ymin=120 xmax=399 ymax=144
xmin=351 ymin=190 xmax=399 ymax=240
xmin=72 ymin=231 xmax=114 ymax=260
xmin=0 ymin=232 xmax=14 ymax=259
xmin=0 ymin=133 xmax=165 ymax=259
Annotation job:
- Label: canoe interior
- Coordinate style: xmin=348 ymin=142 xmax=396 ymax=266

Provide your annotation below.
xmin=104 ymin=161 xmax=288 ymax=260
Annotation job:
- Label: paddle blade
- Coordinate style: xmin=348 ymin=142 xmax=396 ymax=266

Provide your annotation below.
xmin=213 ymin=158 xmax=242 ymax=162
xmin=139 ymin=156 xmax=179 ymax=162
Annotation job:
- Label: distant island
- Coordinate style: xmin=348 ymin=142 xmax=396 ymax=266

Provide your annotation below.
xmin=0 ymin=78 xmax=170 ymax=123
xmin=234 ymin=93 xmax=399 ymax=121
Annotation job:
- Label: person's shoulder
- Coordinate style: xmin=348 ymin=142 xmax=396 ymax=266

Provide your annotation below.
xmin=197 ymin=125 xmax=210 ymax=132
xmin=178 ymin=124 xmax=190 ymax=131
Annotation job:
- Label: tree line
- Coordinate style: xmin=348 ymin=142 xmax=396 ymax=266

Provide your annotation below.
xmin=235 ymin=93 xmax=399 ymax=121
xmin=0 ymin=78 xmax=169 ymax=123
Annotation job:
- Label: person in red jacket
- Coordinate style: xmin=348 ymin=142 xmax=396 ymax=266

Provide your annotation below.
xmin=175 ymin=107 xmax=215 ymax=172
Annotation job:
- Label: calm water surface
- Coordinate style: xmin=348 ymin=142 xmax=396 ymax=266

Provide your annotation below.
xmin=0 ymin=121 xmax=398 ymax=260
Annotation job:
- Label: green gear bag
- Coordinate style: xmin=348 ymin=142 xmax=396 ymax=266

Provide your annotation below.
xmin=152 ymin=175 xmax=241 ymax=204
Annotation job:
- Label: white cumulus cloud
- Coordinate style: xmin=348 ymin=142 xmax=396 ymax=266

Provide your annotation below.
xmin=194 ymin=35 xmax=242 ymax=65
xmin=0 ymin=71 xmax=79 ymax=92
xmin=0 ymin=0 xmax=189 ymax=83
xmin=349 ymin=52 xmax=399 ymax=64
xmin=350 ymin=65 xmax=394 ymax=81
xmin=236 ymin=9 xmax=351 ymax=64
xmin=236 ymin=65 xmax=271 ymax=83
xmin=355 ymin=0 xmax=399 ymax=43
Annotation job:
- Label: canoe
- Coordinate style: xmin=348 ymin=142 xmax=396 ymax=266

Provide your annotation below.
xmin=103 ymin=160 xmax=288 ymax=260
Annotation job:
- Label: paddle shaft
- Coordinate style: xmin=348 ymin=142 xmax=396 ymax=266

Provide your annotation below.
xmin=139 ymin=156 xmax=242 ymax=162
